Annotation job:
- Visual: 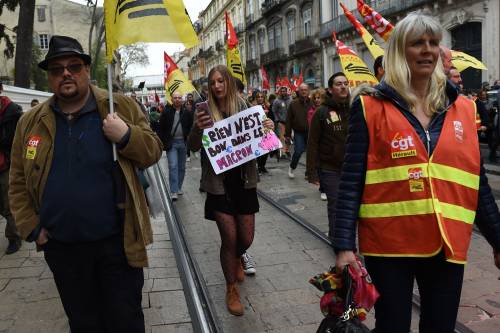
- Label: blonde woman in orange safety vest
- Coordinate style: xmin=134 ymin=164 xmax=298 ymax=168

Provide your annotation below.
xmin=332 ymin=13 xmax=500 ymax=333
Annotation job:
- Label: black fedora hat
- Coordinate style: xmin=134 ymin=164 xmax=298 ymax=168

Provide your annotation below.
xmin=38 ymin=35 xmax=92 ymax=70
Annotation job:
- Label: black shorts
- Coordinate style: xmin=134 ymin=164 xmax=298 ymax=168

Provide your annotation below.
xmin=204 ymin=189 xmax=259 ymax=221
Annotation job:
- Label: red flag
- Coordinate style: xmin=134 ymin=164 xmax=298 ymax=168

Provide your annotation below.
xmin=225 ymin=12 xmax=238 ymax=49
xmin=282 ymin=76 xmax=293 ymax=91
xmin=164 ymin=52 xmax=178 ymax=78
xmin=261 ymin=66 xmax=270 ymax=90
xmin=292 ymin=74 xmax=298 ymax=90
xmin=296 ymin=70 xmax=304 ymax=87
xmin=275 ymin=74 xmax=282 ymax=91
xmin=154 ymin=89 xmax=160 ymax=104
xmin=357 ymin=0 xmax=394 ymax=41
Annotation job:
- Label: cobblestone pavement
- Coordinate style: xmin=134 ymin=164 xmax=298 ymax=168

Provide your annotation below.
xmin=0 ymin=214 xmax=193 ymax=333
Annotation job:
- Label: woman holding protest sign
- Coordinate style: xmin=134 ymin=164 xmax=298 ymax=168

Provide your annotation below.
xmin=188 ymin=65 xmax=274 ymax=316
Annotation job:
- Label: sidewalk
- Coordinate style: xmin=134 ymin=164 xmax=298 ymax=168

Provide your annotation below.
xmin=0 ymin=215 xmax=193 ymax=333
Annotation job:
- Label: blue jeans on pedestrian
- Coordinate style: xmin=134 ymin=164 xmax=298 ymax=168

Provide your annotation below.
xmin=318 ymin=169 xmax=341 ymax=239
xmin=166 ymin=138 xmax=187 ymax=194
xmin=290 ymin=131 xmax=307 ymax=169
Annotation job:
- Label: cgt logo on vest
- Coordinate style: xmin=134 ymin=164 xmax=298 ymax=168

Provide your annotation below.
xmin=408 ymin=167 xmax=425 ymax=192
xmin=390 ymin=131 xmax=417 ymax=159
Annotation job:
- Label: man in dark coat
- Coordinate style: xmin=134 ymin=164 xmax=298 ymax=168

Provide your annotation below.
xmin=0 ymin=81 xmax=22 ymax=254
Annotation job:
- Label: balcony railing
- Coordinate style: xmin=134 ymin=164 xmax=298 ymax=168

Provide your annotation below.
xmin=261 ymin=0 xmax=285 ymax=16
xmin=319 ymin=15 xmax=352 ymax=40
xmin=260 ymin=48 xmax=284 ymax=65
xmin=291 ymin=36 xmax=319 ymax=56
xmin=246 ymin=59 xmax=259 ymax=72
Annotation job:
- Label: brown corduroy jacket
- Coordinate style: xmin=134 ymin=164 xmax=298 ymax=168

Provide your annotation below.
xmin=9 ymin=85 xmax=162 ymax=267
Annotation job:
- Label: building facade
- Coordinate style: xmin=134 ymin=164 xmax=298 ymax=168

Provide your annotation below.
xmin=320 ymin=0 xmax=500 ymax=90
xmin=189 ymin=0 xmax=246 ymax=88
xmin=245 ymin=0 xmax=322 ymax=91
xmin=0 ymin=0 xmax=98 ymax=83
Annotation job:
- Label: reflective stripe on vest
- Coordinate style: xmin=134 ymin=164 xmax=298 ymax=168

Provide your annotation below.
xmin=359 ymin=95 xmax=480 ymax=263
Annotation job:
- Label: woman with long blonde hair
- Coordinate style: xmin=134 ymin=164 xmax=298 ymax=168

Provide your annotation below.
xmin=188 ymin=65 xmax=275 ymax=316
xmin=332 ymin=13 xmax=500 ymax=332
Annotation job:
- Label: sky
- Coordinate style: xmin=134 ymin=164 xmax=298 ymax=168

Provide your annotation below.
xmin=69 ymin=0 xmax=211 ymax=77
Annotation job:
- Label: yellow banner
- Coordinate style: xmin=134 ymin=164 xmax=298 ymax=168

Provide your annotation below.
xmin=451 ymin=50 xmax=487 ymax=72
xmin=335 ymin=38 xmax=378 ymax=87
xmin=104 ymin=0 xmax=199 ymax=63
xmin=227 ymin=47 xmax=246 ymax=85
xmin=360 ymin=27 xmax=385 ymax=60
xmin=165 ymin=69 xmax=196 ymax=104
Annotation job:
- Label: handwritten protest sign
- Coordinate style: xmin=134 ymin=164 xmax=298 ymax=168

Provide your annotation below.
xmin=202 ymin=106 xmax=282 ymax=175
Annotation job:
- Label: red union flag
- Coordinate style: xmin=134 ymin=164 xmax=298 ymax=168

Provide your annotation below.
xmin=261 ymin=66 xmax=270 ymax=90
xmin=357 ymin=0 xmax=394 ymax=41
xmin=340 ymin=2 xmax=384 ymax=60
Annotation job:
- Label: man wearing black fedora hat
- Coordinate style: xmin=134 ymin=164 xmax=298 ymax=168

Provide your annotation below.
xmin=9 ymin=35 xmax=163 ymax=332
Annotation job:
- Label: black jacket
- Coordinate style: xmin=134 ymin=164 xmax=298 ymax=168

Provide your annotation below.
xmin=333 ymin=81 xmax=500 ymax=253
xmin=158 ymin=104 xmax=193 ymax=150
xmin=306 ymin=94 xmax=349 ymax=180
xmin=0 ymin=96 xmax=22 ymax=160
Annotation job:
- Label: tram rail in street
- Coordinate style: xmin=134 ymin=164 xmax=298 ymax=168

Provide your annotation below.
xmin=152 ymin=164 xmax=223 ymax=333
xmin=257 ymin=188 xmax=475 ymax=333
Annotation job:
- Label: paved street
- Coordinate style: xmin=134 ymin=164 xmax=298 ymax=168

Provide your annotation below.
xmin=0 ymin=154 xmax=498 ymax=332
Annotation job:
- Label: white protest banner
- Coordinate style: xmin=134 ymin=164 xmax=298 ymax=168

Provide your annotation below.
xmin=202 ymin=106 xmax=282 ymax=175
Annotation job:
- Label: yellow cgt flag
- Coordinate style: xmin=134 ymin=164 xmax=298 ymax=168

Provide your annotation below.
xmin=451 ymin=50 xmax=487 ymax=72
xmin=225 ymin=12 xmax=246 ymax=85
xmin=333 ymin=33 xmax=378 ymax=87
xmin=104 ymin=0 xmax=199 ymax=63
xmin=164 ymin=52 xmax=196 ymax=104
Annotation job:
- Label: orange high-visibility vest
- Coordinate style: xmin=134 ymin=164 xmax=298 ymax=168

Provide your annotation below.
xmin=359 ymin=95 xmax=480 ymax=263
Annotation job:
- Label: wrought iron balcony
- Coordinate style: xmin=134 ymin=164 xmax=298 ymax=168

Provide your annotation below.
xmin=260 ymin=48 xmax=284 ymax=65
xmin=292 ymin=35 xmax=320 ymax=56
xmin=261 ymin=0 xmax=285 ymax=16
xmin=319 ymin=15 xmax=352 ymax=40
xmin=246 ymin=59 xmax=259 ymax=72
xmin=235 ymin=23 xmax=245 ymax=35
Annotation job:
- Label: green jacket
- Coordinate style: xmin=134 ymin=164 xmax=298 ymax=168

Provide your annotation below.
xmin=9 ymin=85 xmax=163 ymax=267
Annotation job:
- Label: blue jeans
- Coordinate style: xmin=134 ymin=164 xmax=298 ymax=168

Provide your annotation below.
xmin=318 ymin=169 xmax=341 ymax=238
xmin=290 ymin=131 xmax=307 ymax=169
xmin=166 ymin=139 xmax=187 ymax=193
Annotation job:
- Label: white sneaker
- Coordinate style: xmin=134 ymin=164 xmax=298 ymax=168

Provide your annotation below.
xmin=178 ymin=190 xmax=183 ymax=195
xmin=186 ymin=157 xmax=191 ymax=162
xmin=241 ymin=252 xmax=256 ymax=275
xmin=288 ymin=167 xmax=295 ymax=179
xmin=320 ymin=193 xmax=327 ymax=201
xmin=171 ymin=193 xmax=178 ymax=201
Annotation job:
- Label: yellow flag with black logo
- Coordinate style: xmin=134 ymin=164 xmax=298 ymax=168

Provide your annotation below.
xmin=225 ymin=12 xmax=246 ymax=85
xmin=164 ymin=52 xmax=196 ymax=104
xmin=104 ymin=0 xmax=199 ymax=63
xmin=451 ymin=50 xmax=487 ymax=72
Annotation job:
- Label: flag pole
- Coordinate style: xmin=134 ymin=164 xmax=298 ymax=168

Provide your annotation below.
xmin=107 ymin=62 xmax=118 ymax=161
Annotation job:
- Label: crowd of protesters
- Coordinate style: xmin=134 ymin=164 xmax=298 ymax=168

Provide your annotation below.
xmin=2 ymin=13 xmax=500 ymax=331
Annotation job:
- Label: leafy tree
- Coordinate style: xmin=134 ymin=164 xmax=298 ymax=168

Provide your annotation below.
xmin=85 ymin=0 xmax=105 ymax=81
xmin=0 ymin=0 xmax=18 ymax=58
xmin=119 ymin=43 xmax=150 ymax=78
xmin=30 ymin=43 xmax=47 ymax=91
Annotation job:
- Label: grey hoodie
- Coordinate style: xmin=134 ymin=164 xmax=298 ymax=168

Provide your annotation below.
xmin=272 ymin=96 xmax=292 ymax=123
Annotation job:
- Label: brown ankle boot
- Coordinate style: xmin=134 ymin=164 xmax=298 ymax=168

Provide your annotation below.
xmin=236 ymin=259 xmax=245 ymax=283
xmin=226 ymin=283 xmax=244 ymax=316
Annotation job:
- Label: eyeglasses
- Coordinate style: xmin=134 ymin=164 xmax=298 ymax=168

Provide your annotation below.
xmin=47 ymin=63 xmax=85 ymax=76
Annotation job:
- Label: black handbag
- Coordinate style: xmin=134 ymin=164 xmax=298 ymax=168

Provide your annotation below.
xmin=316 ymin=265 xmax=371 ymax=333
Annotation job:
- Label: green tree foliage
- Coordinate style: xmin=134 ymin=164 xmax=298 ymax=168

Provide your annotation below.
xmin=0 ymin=0 xmax=18 ymax=58
xmin=30 ymin=44 xmax=48 ymax=91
